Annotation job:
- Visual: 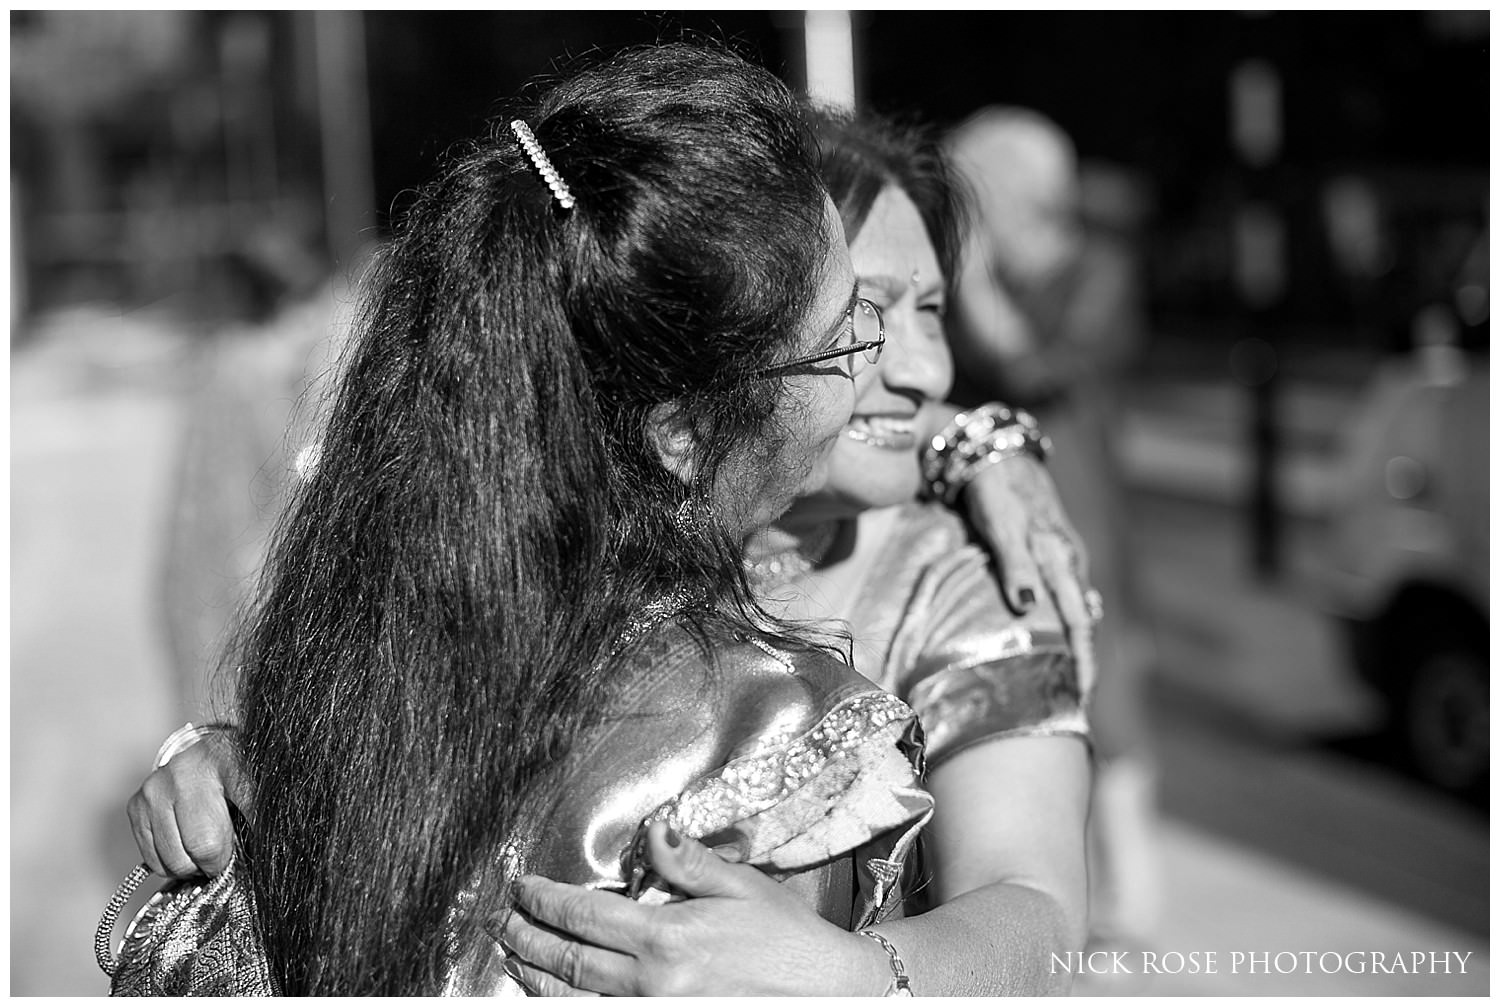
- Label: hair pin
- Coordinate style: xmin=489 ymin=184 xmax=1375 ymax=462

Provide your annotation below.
xmin=510 ymin=119 xmax=576 ymax=211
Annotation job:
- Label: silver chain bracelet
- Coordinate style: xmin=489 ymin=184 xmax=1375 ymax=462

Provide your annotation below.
xmin=857 ymin=929 xmax=914 ymax=997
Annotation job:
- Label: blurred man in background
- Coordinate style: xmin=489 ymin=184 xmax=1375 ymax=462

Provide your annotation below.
xmin=945 ymin=106 xmax=1162 ymax=965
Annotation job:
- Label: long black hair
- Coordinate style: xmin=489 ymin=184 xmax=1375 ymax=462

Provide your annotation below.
xmin=235 ymin=42 xmax=831 ymax=995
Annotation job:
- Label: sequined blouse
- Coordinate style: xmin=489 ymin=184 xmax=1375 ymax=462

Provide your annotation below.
xmin=441 ymin=619 xmax=934 ymax=996
xmin=848 ymin=501 xmax=1089 ymax=768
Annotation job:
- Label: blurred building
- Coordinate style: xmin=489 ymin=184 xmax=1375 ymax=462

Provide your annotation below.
xmin=858 ymin=11 xmax=1488 ymax=354
xmin=15 ymin=12 xmax=1487 ymax=352
xmin=9 ymin=11 xmax=803 ymax=332
xmin=11 ymin=12 xmax=334 ymax=327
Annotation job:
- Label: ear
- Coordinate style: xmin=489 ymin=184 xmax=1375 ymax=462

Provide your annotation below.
xmin=645 ymin=402 xmax=700 ymax=487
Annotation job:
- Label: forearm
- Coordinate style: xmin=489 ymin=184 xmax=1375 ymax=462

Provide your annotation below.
xmin=873 ymin=737 xmax=1092 ymax=996
xmin=874 ymin=880 xmax=1080 ymax=996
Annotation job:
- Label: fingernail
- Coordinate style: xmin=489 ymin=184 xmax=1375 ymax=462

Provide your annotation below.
xmin=502 ymin=959 xmax=523 ymax=981
xmin=665 ymin=825 xmax=681 ymax=848
xmin=481 ymin=915 xmax=506 ymax=946
xmin=1018 ymin=587 xmax=1036 ymax=609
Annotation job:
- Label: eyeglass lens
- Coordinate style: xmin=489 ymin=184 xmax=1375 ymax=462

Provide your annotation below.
xmin=853 ymin=300 xmax=883 ymax=365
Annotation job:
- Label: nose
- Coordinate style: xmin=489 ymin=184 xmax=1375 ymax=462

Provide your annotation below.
xmin=878 ymin=304 xmax=954 ymax=404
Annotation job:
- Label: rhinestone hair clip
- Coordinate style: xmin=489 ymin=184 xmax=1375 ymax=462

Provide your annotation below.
xmin=510 ymin=119 xmax=576 ymax=210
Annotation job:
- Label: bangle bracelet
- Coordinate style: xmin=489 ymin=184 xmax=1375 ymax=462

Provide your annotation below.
xmin=923 ymin=402 xmax=1051 ymax=506
xmin=152 ymin=723 xmax=217 ymax=770
xmin=857 ymin=929 xmax=914 ymax=997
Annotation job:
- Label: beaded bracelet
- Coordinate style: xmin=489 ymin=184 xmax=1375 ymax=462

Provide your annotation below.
xmin=857 ymin=929 xmax=914 ymax=996
xmin=922 ymin=402 xmax=1052 ymax=506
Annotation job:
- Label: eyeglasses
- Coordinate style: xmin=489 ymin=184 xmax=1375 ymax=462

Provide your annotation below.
xmin=756 ymin=297 xmax=886 ymax=378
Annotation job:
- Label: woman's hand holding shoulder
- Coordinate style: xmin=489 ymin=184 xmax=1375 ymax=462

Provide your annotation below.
xmin=495 ymin=821 xmax=890 ymax=997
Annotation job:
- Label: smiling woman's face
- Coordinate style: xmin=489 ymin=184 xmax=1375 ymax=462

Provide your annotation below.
xmin=808 ymin=184 xmax=954 ymax=518
xmin=714 ymin=196 xmax=860 ymax=535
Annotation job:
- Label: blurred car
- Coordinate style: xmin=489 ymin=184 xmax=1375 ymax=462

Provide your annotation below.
xmin=1321 ymin=329 xmax=1489 ymax=799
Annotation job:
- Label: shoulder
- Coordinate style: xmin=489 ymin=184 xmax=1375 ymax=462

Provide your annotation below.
xmin=444 ymin=621 xmax=934 ymax=993
xmin=608 ymin=619 xmax=882 ymax=760
xmin=864 ymin=500 xmax=1051 ymax=657
xmin=857 ymin=503 xmax=1089 ymax=766
xmin=528 ymin=618 xmax=928 ymax=886
xmin=856 ymin=501 xmax=1013 ymax=672
xmin=881 ymin=498 xmax=976 ymax=555
xmin=851 ymin=501 xmax=993 ymax=618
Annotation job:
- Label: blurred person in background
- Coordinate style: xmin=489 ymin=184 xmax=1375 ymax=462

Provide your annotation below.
xmin=945 ymin=106 xmax=1163 ymax=962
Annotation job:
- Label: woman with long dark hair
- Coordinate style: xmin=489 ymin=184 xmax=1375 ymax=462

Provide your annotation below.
xmin=103 ymin=42 xmax=941 ymax=997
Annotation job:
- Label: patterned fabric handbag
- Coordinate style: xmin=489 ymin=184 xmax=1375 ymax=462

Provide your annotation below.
xmin=94 ymin=857 xmax=277 ymax=996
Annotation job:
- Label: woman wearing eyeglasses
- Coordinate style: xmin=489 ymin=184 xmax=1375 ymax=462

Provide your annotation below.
xmin=103 ymin=42 xmax=944 ymax=997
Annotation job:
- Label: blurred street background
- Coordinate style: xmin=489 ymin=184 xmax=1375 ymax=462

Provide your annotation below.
xmin=10 ymin=11 xmax=1489 ymax=996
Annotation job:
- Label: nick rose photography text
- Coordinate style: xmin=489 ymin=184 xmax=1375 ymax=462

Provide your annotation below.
xmin=1051 ymin=950 xmax=1476 ymax=976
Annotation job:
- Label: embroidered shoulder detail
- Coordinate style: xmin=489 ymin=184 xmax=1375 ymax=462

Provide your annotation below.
xmin=638 ymin=690 xmax=929 ymax=871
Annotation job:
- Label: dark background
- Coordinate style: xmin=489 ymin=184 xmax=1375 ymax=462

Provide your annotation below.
xmin=12 ymin=11 xmax=1490 ymax=351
